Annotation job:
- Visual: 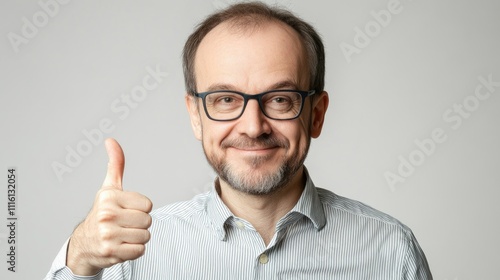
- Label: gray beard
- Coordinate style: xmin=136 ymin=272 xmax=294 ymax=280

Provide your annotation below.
xmin=204 ymin=134 xmax=309 ymax=196
xmin=220 ymin=156 xmax=288 ymax=195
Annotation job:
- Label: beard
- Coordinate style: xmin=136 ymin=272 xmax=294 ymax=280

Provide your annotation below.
xmin=203 ymin=133 xmax=310 ymax=195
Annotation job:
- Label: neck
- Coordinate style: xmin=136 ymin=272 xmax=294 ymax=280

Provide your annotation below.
xmin=218 ymin=166 xmax=306 ymax=245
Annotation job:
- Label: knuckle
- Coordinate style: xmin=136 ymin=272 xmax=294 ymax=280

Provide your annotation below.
xmin=98 ymin=243 xmax=115 ymax=258
xmin=131 ymin=192 xmax=152 ymax=212
xmin=134 ymin=245 xmax=146 ymax=258
xmin=143 ymin=230 xmax=151 ymax=243
xmin=145 ymin=214 xmax=153 ymax=228
xmin=144 ymin=198 xmax=153 ymax=212
xmin=107 ymin=257 xmax=122 ymax=266
xmin=96 ymin=209 xmax=116 ymax=223
xmin=97 ymin=226 xmax=114 ymax=241
xmin=96 ymin=189 xmax=117 ymax=204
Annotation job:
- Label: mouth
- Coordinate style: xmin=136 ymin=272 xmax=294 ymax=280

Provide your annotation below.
xmin=228 ymin=146 xmax=279 ymax=156
xmin=232 ymin=145 xmax=277 ymax=151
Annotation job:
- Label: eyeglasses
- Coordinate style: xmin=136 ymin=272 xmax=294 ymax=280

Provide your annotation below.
xmin=194 ymin=89 xmax=316 ymax=121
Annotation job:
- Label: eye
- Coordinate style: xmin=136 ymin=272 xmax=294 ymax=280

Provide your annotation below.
xmin=267 ymin=94 xmax=293 ymax=105
xmin=218 ymin=96 xmax=234 ymax=103
xmin=207 ymin=93 xmax=243 ymax=109
xmin=271 ymin=96 xmax=290 ymax=103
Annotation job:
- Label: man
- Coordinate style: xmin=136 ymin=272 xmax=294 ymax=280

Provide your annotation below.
xmin=46 ymin=2 xmax=432 ymax=279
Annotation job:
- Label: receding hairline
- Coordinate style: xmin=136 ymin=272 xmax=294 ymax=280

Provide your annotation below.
xmin=183 ymin=2 xmax=325 ymax=95
xmin=215 ymin=12 xmax=291 ymax=32
xmin=194 ymin=17 xmax=311 ymax=84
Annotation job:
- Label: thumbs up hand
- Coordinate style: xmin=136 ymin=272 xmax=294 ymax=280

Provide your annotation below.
xmin=66 ymin=138 xmax=153 ymax=276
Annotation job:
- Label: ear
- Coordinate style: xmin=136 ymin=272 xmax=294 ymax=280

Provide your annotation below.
xmin=185 ymin=94 xmax=203 ymax=141
xmin=310 ymin=91 xmax=329 ymax=138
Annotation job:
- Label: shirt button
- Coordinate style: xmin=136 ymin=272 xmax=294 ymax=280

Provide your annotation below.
xmin=259 ymin=253 xmax=269 ymax=264
xmin=235 ymin=221 xmax=245 ymax=229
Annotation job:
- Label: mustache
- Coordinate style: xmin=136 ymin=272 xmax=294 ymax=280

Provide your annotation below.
xmin=221 ymin=135 xmax=289 ymax=150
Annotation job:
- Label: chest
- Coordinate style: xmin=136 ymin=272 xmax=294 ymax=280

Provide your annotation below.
xmin=130 ymin=219 xmax=404 ymax=279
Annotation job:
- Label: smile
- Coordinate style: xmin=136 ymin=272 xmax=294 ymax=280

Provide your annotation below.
xmin=228 ymin=146 xmax=279 ymax=155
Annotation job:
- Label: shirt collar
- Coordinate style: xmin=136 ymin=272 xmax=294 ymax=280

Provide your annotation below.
xmin=282 ymin=167 xmax=326 ymax=231
xmin=205 ymin=179 xmax=234 ymax=240
xmin=205 ymin=167 xmax=326 ymax=241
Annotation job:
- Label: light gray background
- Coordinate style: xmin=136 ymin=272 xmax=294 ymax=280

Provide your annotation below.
xmin=1 ymin=0 xmax=499 ymax=279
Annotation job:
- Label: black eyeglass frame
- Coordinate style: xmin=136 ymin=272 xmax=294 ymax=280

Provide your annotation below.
xmin=194 ymin=89 xmax=316 ymax=121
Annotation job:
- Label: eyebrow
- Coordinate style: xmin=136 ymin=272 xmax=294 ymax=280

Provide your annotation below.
xmin=204 ymin=80 xmax=300 ymax=93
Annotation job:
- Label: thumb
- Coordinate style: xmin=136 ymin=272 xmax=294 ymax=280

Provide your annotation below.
xmin=102 ymin=138 xmax=125 ymax=190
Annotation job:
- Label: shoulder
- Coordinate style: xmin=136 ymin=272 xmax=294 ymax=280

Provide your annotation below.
xmin=316 ymin=187 xmax=412 ymax=234
xmin=315 ymin=187 xmax=432 ymax=274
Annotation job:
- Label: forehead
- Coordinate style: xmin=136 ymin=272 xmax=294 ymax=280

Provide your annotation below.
xmin=194 ymin=19 xmax=309 ymax=92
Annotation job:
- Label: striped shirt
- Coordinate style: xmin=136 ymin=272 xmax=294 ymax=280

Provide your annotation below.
xmin=45 ymin=171 xmax=433 ymax=279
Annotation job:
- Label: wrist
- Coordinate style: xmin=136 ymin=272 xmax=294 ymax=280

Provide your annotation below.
xmin=66 ymin=230 xmax=101 ymax=276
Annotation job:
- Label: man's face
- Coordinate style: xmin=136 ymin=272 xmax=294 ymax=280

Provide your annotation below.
xmin=187 ymin=21 xmax=327 ymax=195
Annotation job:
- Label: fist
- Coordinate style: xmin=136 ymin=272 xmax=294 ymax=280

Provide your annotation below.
xmin=67 ymin=138 xmax=153 ymax=276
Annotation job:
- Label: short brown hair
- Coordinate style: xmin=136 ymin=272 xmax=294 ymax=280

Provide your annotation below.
xmin=182 ymin=1 xmax=325 ymax=95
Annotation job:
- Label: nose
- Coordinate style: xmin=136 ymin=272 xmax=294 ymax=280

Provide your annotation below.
xmin=236 ymin=99 xmax=272 ymax=138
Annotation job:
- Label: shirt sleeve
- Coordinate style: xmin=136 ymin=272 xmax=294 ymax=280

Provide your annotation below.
xmin=402 ymin=230 xmax=433 ymax=280
xmin=43 ymin=239 xmax=127 ymax=280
